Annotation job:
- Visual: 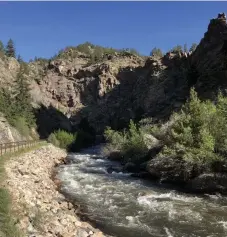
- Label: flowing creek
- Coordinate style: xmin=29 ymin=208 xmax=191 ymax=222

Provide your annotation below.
xmin=57 ymin=145 xmax=227 ymax=237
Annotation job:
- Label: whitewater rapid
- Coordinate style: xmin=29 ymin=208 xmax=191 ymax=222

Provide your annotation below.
xmin=57 ymin=145 xmax=227 ymax=237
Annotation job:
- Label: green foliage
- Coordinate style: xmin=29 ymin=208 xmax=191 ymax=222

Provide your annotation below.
xmin=171 ymin=45 xmax=183 ymax=53
xmin=0 ymin=188 xmax=22 ymax=237
xmin=13 ymin=64 xmax=35 ymax=126
xmin=119 ymin=48 xmax=141 ymax=56
xmin=150 ymin=47 xmax=163 ymax=57
xmin=76 ymin=42 xmax=93 ymax=54
xmin=17 ymin=54 xmax=23 ymax=63
xmin=5 ymin=39 xmax=16 ymax=58
xmin=183 ymin=43 xmax=188 ymax=53
xmin=0 ymin=64 xmax=35 ymax=135
xmin=54 ymin=42 xmax=141 ymax=63
xmin=11 ymin=116 xmax=30 ymax=137
xmin=47 ymin=133 xmax=60 ymax=147
xmin=104 ymin=120 xmax=148 ymax=163
xmin=158 ymin=88 xmax=227 ymax=163
xmin=48 ymin=130 xmax=76 ymax=149
xmin=189 ymin=43 xmax=197 ymax=52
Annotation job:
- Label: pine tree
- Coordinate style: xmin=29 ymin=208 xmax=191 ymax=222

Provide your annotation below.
xmin=13 ymin=64 xmax=34 ymax=125
xmin=184 ymin=44 xmax=188 ymax=53
xmin=171 ymin=45 xmax=183 ymax=53
xmin=6 ymin=39 xmax=16 ymax=58
xmin=17 ymin=54 xmax=23 ymax=63
xmin=150 ymin=47 xmax=163 ymax=57
xmin=189 ymin=43 xmax=197 ymax=53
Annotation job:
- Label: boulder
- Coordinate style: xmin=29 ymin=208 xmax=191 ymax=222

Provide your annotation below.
xmin=143 ymin=134 xmax=160 ymax=150
xmin=106 ymin=166 xmax=123 ymax=174
xmin=146 ymin=156 xmax=198 ymax=184
xmin=186 ymin=173 xmax=227 ymax=194
xmin=108 ymin=151 xmax=123 ymax=161
xmin=123 ymin=162 xmax=140 ymax=173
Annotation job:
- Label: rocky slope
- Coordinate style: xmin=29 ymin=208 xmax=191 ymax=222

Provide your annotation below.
xmin=4 ymin=144 xmax=107 ymax=237
xmin=0 ymin=13 xmax=227 ymax=137
xmin=0 ymin=112 xmax=35 ymax=143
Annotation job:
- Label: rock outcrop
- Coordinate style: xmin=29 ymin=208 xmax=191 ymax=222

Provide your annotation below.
xmin=5 ymin=144 xmax=107 ymax=237
xmin=0 ymin=113 xmax=34 ymax=143
xmin=0 ymin=14 xmax=227 ymax=136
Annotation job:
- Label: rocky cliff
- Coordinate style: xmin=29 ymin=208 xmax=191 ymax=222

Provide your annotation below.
xmin=1 ymin=13 xmax=227 ymax=137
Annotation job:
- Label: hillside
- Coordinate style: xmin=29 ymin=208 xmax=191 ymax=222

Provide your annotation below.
xmin=0 ymin=13 xmax=226 ymax=140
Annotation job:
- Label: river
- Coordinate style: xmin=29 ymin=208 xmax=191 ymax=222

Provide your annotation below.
xmin=57 ymin=145 xmax=227 ymax=237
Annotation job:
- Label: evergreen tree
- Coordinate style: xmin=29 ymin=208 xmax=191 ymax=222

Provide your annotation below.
xmin=184 ymin=44 xmax=188 ymax=53
xmin=13 ymin=64 xmax=34 ymax=125
xmin=171 ymin=45 xmax=183 ymax=53
xmin=190 ymin=43 xmax=197 ymax=53
xmin=17 ymin=54 xmax=23 ymax=63
xmin=150 ymin=47 xmax=163 ymax=57
xmin=6 ymin=39 xmax=16 ymax=58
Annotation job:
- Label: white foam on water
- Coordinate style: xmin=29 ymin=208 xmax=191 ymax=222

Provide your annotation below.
xmin=58 ymin=148 xmax=227 ymax=237
xmin=111 ymin=171 xmax=132 ymax=177
xmin=218 ymin=221 xmax=227 ymax=230
xmin=137 ymin=191 xmax=203 ymax=207
xmin=164 ymin=227 xmax=174 ymax=237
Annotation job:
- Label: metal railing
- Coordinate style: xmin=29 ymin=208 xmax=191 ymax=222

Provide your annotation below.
xmin=0 ymin=140 xmax=41 ymax=156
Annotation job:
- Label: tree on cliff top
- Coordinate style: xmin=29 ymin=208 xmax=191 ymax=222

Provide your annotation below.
xmin=150 ymin=47 xmax=163 ymax=57
xmin=189 ymin=43 xmax=197 ymax=53
xmin=6 ymin=39 xmax=16 ymax=58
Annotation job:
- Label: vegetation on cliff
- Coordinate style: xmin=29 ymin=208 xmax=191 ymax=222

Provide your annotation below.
xmin=0 ymin=64 xmax=35 ymax=137
xmin=104 ymin=88 xmax=227 ymax=167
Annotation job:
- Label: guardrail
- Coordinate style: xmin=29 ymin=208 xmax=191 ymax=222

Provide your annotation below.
xmin=0 ymin=140 xmax=41 ymax=156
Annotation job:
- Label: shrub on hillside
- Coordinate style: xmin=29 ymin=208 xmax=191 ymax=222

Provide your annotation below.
xmin=11 ymin=116 xmax=30 ymax=138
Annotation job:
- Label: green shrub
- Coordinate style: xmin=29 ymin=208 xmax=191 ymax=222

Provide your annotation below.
xmin=0 ymin=64 xmax=36 ymax=136
xmin=47 ymin=133 xmax=60 ymax=147
xmin=48 ymin=130 xmax=76 ymax=149
xmin=157 ymin=88 xmax=227 ymax=164
xmin=104 ymin=120 xmax=148 ymax=163
xmin=11 ymin=116 xmax=30 ymax=138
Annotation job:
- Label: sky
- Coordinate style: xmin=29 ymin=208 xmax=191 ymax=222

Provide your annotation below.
xmin=0 ymin=1 xmax=226 ymax=61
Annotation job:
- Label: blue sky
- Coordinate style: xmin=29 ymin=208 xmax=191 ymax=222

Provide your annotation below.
xmin=0 ymin=2 xmax=226 ymax=61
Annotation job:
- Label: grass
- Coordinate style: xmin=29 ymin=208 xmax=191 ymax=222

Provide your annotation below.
xmin=0 ymin=140 xmax=47 ymax=237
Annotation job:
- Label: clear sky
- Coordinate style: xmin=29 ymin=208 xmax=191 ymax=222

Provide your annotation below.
xmin=0 ymin=1 xmax=226 ymax=61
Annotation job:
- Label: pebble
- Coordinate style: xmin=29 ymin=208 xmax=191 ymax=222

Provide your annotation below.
xmin=4 ymin=144 xmax=107 ymax=237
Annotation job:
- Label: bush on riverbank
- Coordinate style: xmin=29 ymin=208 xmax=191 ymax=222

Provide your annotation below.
xmin=104 ymin=120 xmax=148 ymax=163
xmin=104 ymin=88 xmax=227 ymax=166
xmin=48 ymin=130 xmax=76 ymax=150
xmin=48 ymin=129 xmax=95 ymax=151
xmin=158 ymin=89 xmax=227 ymax=164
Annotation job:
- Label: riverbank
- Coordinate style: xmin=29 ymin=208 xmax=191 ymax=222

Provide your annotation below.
xmin=4 ymin=144 xmax=106 ymax=237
